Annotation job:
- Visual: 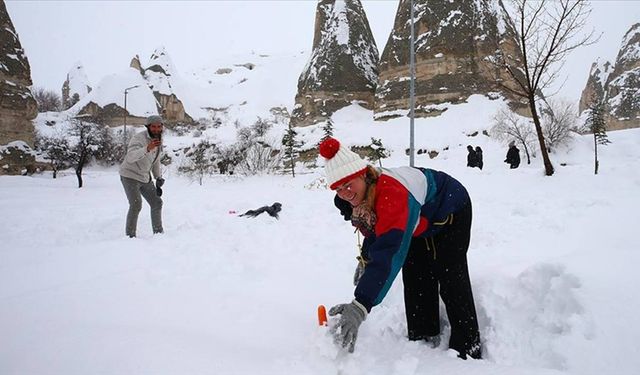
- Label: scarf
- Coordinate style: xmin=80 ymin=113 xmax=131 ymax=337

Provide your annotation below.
xmin=351 ymin=203 xmax=377 ymax=238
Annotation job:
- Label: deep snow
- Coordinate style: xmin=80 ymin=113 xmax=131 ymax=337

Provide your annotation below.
xmin=1 ymin=120 xmax=639 ymax=374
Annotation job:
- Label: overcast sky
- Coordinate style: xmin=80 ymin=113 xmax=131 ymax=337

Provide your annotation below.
xmin=5 ymin=0 xmax=640 ymax=103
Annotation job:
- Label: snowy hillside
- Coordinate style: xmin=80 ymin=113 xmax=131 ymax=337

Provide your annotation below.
xmin=61 ymin=49 xmax=306 ymax=128
xmin=2 ymin=96 xmax=640 ymax=375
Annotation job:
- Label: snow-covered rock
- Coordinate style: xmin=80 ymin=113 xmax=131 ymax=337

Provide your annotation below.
xmin=61 ymin=61 xmax=92 ymax=110
xmin=0 ymin=0 xmax=36 ymax=148
xmin=291 ymin=0 xmax=379 ymax=127
xmin=374 ymin=0 xmax=524 ymax=120
xmin=579 ymin=23 xmax=640 ymax=130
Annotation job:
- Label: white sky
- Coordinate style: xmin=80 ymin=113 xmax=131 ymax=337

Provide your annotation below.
xmin=5 ymin=0 xmax=640 ymax=102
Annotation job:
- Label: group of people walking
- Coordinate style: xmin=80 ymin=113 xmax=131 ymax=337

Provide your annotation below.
xmin=467 ymin=143 xmax=521 ymax=170
xmin=467 ymin=145 xmax=483 ymax=169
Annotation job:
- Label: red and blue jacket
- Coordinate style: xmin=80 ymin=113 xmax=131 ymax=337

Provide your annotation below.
xmin=354 ymin=166 xmax=470 ymax=312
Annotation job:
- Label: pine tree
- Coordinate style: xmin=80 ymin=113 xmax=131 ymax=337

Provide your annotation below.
xmin=584 ymin=97 xmax=611 ymax=175
xmin=369 ymin=137 xmax=390 ymax=167
xmin=281 ymin=123 xmax=301 ymax=177
xmin=321 ymin=118 xmax=334 ymax=142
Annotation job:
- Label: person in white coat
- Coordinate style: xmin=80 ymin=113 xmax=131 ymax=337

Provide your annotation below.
xmin=119 ymin=115 xmax=165 ymax=237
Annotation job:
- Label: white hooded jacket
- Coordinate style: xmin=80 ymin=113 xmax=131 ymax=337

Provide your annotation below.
xmin=119 ymin=130 xmax=162 ymax=183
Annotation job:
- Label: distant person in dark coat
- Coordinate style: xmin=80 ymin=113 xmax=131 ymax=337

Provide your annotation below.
xmin=466 ymin=145 xmax=478 ymax=168
xmin=505 ymin=141 xmax=521 ymax=169
xmin=475 ymin=146 xmax=483 ymax=170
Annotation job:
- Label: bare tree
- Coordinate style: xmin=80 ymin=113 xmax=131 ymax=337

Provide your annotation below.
xmin=492 ymin=0 xmax=598 ymax=176
xmin=32 ymin=87 xmax=62 ymax=112
xmin=491 ymin=107 xmax=536 ymax=164
xmin=539 ymin=98 xmax=577 ymax=152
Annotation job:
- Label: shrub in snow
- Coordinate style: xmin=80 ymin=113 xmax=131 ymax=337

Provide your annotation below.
xmin=178 ymin=139 xmax=219 ymax=185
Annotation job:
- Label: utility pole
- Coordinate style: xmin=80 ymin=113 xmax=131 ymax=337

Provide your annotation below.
xmin=123 ymin=85 xmax=140 ymax=153
xmin=409 ymin=0 xmax=416 ymax=167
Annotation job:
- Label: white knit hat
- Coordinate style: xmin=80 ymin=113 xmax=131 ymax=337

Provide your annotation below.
xmin=319 ymin=138 xmax=368 ymax=190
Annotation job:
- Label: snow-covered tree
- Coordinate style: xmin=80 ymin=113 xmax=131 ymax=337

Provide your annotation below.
xmin=235 ymin=118 xmax=280 ymax=176
xmin=36 ymin=135 xmax=72 ymax=178
xmin=68 ymin=117 xmax=110 ymax=188
xmin=179 ymin=139 xmax=218 ymax=185
xmin=368 ymin=137 xmax=390 ymax=167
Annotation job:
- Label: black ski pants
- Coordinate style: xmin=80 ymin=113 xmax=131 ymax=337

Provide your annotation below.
xmin=401 ymin=202 xmax=482 ymax=359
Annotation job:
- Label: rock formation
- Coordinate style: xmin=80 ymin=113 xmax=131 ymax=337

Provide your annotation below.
xmin=374 ymin=0 xmax=525 ymax=120
xmin=291 ymin=0 xmax=379 ymax=126
xmin=0 ymin=0 xmax=38 ymax=175
xmin=604 ymin=23 xmax=640 ymax=130
xmin=61 ymin=62 xmax=92 ymax=110
xmin=579 ymin=23 xmax=640 ymax=131
xmin=144 ymin=47 xmax=192 ymax=123
xmin=0 ymin=0 xmax=36 ymax=146
xmin=74 ymin=47 xmax=193 ymax=126
xmin=578 ymin=59 xmax=613 ymax=114
xmin=130 ymin=54 xmax=144 ymax=74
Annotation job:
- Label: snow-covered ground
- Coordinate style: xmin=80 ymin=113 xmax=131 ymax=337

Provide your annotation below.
xmin=1 ymin=118 xmax=639 ymax=374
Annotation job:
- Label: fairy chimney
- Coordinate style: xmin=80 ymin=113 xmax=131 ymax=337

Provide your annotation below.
xmin=374 ymin=0 xmax=525 ymax=120
xmin=291 ymin=0 xmax=379 ymax=127
xmin=0 ymin=0 xmax=37 ymax=147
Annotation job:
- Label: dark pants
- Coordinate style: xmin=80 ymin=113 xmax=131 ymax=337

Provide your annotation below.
xmin=402 ymin=202 xmax=482 ymax=359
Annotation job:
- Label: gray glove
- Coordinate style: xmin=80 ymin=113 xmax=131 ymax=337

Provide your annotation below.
xmin=329 ymin=300 xmax=368 ymax=353
xmin=353 ymin=261 xmax=365 ymax=286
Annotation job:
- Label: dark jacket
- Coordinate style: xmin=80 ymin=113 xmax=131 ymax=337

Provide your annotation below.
xmin=505 ymin=146 xmax=520 ymax=169
xmin=475 ymin=147 xmax=483 ymax=170
xmin=346 ymin=167 xmax=470 ymax=312
xmin=466 ymin=146 xmax=477 ymax=168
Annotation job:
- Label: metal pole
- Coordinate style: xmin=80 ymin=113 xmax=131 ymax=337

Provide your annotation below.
xmin=123 ymin=85 xmax=140 ymax=154
xmin=123 ymin=90 xmax=128 ymax=153
xmin=409 ymin=0 xmax=416 ymax=167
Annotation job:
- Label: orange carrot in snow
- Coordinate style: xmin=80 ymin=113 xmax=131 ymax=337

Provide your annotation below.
xmin=318 ymin=305 xmax=328 ymax=326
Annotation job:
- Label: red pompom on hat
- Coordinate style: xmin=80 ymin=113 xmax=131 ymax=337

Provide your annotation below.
xmin=318 ymin=137 xmax=368 ymax=190
xmin=319 ymin=137 xmax=340 ymax=159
